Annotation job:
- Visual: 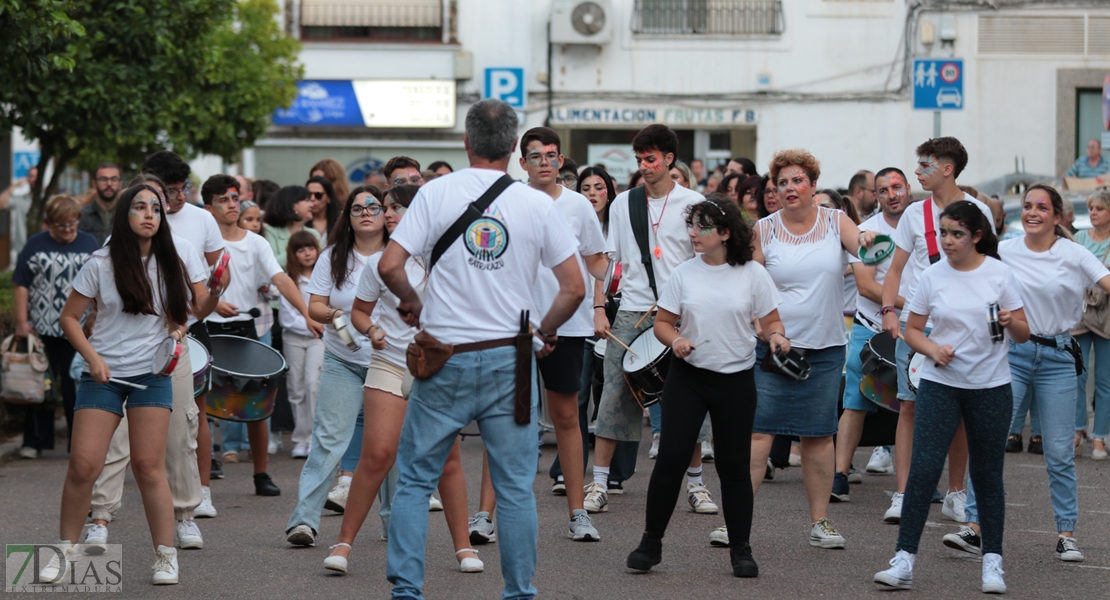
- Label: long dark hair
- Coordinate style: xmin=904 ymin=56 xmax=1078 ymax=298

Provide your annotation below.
xmin=1025 ymin=184 xmax=1074 ymax=241
xmin=307 ymin=175 xmax=340 ymax=237
xmin=329 ymin=185 xmax=386 ymax=289
xmin=108 ymin=182 xmax=194 ymax=325
xmin=755 ymin=173 xmax=774 ymax=219
xmin=940 ymin=200 xmax=999 ymax=260
xmin=577 ymin=166 xmax=615 ymax=227
xmin=685 ymin=197 xmax=753 ymax=266
xmin=386 ymin=184 xmax=419 ymax=209
xmin=817 ymin=188 xmax=859 ymax=224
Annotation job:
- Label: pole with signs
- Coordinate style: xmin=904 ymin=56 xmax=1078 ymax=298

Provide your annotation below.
xmin=913 ymin=58 xmax=963 ymax=138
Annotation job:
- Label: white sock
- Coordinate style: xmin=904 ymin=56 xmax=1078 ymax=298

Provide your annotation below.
xmin=592 ymin=466 xmax=609 ymax=488
xmin=687 ymin=466 xmax=703 ymax=487
xmin=338 ymin=475 xmax=352 ymax=485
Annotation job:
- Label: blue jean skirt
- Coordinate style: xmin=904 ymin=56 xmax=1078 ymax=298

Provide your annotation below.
xmin=752 ymin=341 xmax=845 ymax=437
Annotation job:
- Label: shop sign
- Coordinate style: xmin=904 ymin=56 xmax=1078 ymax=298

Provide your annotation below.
xmin=275 ymin=80 xmax=456 ymax=128
xmin=549 ymin=106 xmax=756 ymax=126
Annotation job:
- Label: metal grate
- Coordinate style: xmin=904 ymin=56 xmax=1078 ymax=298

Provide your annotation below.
xmin=301 ymin=0 xmax=442 ymax=28
xmin=1089 ymin=17 xmax=1110 ymax=55
xmin=632 ymin=0 xmax=784 ymax=35
xmin=978 ymin=15 xmax=1085 ymax=55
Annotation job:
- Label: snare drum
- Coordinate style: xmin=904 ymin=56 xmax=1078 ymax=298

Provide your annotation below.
xmin=621 ymin=330 xmax=671 ymax=407
xmin=187 ymin=336 xmax=211 ymax=398
xmin=859 ymin=333 xmax=898 ymax=412
xmin=906 ymin=351 xmax=926 ymax=393
xmin=603 ymin=261 xmax=622 ymax=297
xmin=206 ymin=335 xmax=287 ymax=422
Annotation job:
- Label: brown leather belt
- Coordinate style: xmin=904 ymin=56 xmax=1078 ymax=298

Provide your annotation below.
xmin=454 ymin=337 xmax=517 ymax=354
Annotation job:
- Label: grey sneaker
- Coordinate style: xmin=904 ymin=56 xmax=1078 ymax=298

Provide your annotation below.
xmin=569 ymin=509 xmax=600 ymax=541
xmin=468 ymin=511 xmax=496 ymax=545
xmin=286 ymin=524 xmax=315 ymax=546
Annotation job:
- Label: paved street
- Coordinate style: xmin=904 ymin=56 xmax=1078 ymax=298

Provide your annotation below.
xmin=2 ymin=424 xmax=1108 ymax=598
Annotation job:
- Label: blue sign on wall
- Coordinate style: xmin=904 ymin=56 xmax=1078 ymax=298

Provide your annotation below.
xmin=484 ymin=68 xmax=525 ymax=109
xmin=913 ymin=59 xmax=963 ymax=111
xmin=13 ymin=151 xmax=40 ymax=180
xmin=273 ymin=80 xmax=364 ymax=126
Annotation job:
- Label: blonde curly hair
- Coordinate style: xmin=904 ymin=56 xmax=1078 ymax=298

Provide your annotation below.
xmin=769 ymin=149 xmax=821 ymax=185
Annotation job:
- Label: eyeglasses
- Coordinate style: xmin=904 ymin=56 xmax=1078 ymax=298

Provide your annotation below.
xmin=51 ymin=221 xmax=79 ymax=230
xmin=351 ymin=203 xmax=383 ymax=217
xmin=391 ymin=176 xmax=423 ymax=187
xmin=95 ymin=177 xmax=121 ymax=185
xmin=559 ymin=174 xmax=578 ymax=187
xmin=309 ymin=191 xmax=326 ymax=200
xmin=165 ymin=183 xmax=193 ymax=201
xmin=525 ymin=152 xmax=560 ymax=167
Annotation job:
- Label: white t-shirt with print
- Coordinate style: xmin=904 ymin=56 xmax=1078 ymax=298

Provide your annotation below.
xmin=657 ymin=256 xmax=780 ymax=373
xmin=999 ymin=237 xmax=1109 ymax=335
xmin=906 ymin=258 xmax=1023 ymax=389
xmin=390 ymin=167 xmax=578 ymax=349
xmin=356 ymin=253 xmax=426 ymax=367
xmin=534 ymin=188 xmax=608 ymax=337
xmin=72 ymin=235 xmax=207 ymax=377
xmin=607 ymin=182 xmax=702 ymax=311
xmin=306 ymin=245 xmax=373 ymax=364
xmin=207 ymin=231 xmax=283 ymax=324
xmin=855 ymin=212 xmax=901 ymax=325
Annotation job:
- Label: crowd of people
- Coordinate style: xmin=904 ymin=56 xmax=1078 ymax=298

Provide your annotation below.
xmin=8 ymin=98 xmax=1110 ymax=596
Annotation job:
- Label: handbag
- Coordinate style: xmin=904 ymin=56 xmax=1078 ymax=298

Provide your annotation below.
xmin=1 ymin=333 xmax=50 ymax=404
xmin=1072 ymin=243 xmax=1110 ymax=339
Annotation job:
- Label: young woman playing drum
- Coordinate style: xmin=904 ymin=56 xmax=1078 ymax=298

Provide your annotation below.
xmin=874 ymin=201 xmax=1027 ymax=594
xmin=626 ymin=199 xmax=786 ymax=577
xmin=52 ymin=182 xmax=223 ymax=585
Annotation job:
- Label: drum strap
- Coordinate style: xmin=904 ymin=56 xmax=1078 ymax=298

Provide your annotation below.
xmin=429 ymin=174 xmax=515 ymax=271
xmin=627 ymin=186 xmax=658 ymax=299
xmin=923 ymin=198 xmax=941 ymax=264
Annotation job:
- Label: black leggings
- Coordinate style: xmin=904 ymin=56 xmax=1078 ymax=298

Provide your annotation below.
xmin=644 ymin=359 xmax=757 ymax=545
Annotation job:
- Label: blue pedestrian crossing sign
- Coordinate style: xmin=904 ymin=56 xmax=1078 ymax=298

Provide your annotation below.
xmin=913 ymin=59 xmax=963 ymax=110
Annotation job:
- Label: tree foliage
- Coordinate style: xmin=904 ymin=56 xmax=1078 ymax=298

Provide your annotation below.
xmin=0 ymin=0 xmax=86 ymax=75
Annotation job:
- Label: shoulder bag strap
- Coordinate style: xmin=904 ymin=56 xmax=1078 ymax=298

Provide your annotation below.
xmin=627 ymin=186 xmax=658 ymax=299
xmin=429 ymin=174 xmax=515 ymax=271
xmin=923 ymin=198 xmax=941 ymax=264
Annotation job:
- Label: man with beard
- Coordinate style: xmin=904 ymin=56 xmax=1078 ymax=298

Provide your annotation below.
xmin=79 ymin=163 xmax=121 ymax=245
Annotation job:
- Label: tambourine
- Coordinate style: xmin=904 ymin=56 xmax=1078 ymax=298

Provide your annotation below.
xmin=152 ymin=336 xmax=183 ymax=377
xmin=603 ymin=261 xmax=622 ymax=297
xmin=771 ymin=348 xmax=811 ymax=381
xmin=333 ymin=313 xmax=361 ymax=351
xmin=858 ymin=234 xmax=895 ymax=265
xmin=987 ymin=301 xmax=1003 ymax=344
xmin=207 ymin=249 xmax=231 ymax=296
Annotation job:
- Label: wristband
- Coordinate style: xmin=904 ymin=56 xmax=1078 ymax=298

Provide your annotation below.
xmin=879 ymin=306 xmax=896 ymax=316
xmin=769 ymin=331 xmax=787 ymax=340
xmin=593 ymin=305 xmax=605 ymax=310
xmin=537 ymin=329 xmax=555 ymax=339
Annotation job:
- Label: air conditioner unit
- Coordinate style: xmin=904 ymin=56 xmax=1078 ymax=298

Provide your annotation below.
xmin=551 ymin=0 xmax=613 ymax=45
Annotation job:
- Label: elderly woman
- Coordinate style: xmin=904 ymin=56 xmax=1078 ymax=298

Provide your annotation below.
xmin=1072 ymin=190 xmax=1110 ymax=460
xmin=13 ymin=195 xmax=100 ymax=458
xmin=747 ymin=149 xmax=873 ymax=549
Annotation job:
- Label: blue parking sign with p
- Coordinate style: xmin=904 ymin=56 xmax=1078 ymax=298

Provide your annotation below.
xmin=484 ymin=68 xmax=525 ymax=109
xmin=913 ymin=59 xmax=963 ymax=111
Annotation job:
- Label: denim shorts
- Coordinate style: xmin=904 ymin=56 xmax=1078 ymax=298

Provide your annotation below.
xmin=74 ymin=373 xmax=173 ymax=416
xmin=753 ymin=341 xmax=845 ymax=437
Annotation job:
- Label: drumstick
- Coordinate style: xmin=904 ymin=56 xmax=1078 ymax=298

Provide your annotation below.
xmin=605 ymin=330 xmax=639 ymax=358
xmin=633 ymin=302 xmax=658 ymax=329
xmin=109 ymin=378 xmax=149 ymax=390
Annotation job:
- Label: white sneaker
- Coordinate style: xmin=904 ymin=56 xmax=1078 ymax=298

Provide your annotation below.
xmin=809 ymin=517 xmax=846 ymax=548
xmin=175 ymin=519 xmax=204 ymax=549
xmin=19 ymin=446 xmax=38 ymax=459
xmin=286 ymin=524 xmax=315 ymax=546
xmin=884 ymin=492 xmax=904 ymax=523
xmin=942 ymin=489 xmax=967 ymax=522
xmin=866 ymin=446 xmax=894 ymax=474
xmin=291 ymin=444 xmax=310 ymax=459
xmin=788 ymin=447 xmax=802 ymax=467
xmin=648 ymin=433 xmax=660 ymax=459
xmin=38 ymin=542 xmax=75 ymax=583
xmin=687 ymin=484 xmax=719 ymax=514
xmin=152 ymin=545 xmax=179 ymax=585
xmin=981 ymin=553 xmax=1007 ymax=594
xmin=325 ymin=478 xmax=350 ymax=513
xmin=709 ymin=526 xmax=730 ymax=547
xmin=701 ymin=440 xmax=714 ymax=461
xmin=194 ymin=486 xmax=217 ymax=518
xmin=429 ymin=495 xmax=444 ymax=511
xmin=874 ymin=550 xmax=914 ymax=590
xmin=583 ymin=482 xmax=608 ymax=513
xmin=267 ymin=435 xmax=282 ymax=455
xmin=84 ymin=524 xmax=108 ymax=555
xmin=1092 ymin=438 xmax=1108 ymax=460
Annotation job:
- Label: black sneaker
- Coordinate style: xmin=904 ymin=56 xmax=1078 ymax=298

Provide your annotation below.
xmin=1005 ymin=434 xmax=1023 ymax=453
xmin=730 ymin=542 xmax=759 ymax=578
xmin=607 ymin=481 xmax=624 ymax=495
xmin=211 ymin=458 xmax=224 ymax=480
xmin=830 ymin=472 xmax=850 ymax=502
xmin=1027 ymin=436 xmax=1044 ymax=455
xmin=254 ymin=473 xmax=281 ymax=496
xmin=626 ymin=535 xmax=662 ymax=572
xmin=942 ymin=525 xmax=982 ymax=555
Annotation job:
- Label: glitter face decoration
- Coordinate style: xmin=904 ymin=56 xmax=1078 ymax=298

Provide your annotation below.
xmin=776 ymin=166 xmax=811 ymax=197
xmin=525 ymin=145 xmax=561 ymax=170
xmin=916 ymin=156 xmax=939 ymax=178
xmin=939 ymin=217 xmax=973 ymax=255
xmin=129 ymin=189 xmax=162 ymax=234
xmin=351 ymin=193 xmax=383 ymax=218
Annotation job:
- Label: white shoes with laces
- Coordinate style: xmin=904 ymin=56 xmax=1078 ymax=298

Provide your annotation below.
xmin=874 ymin=550 xmax=914 ymax=590
xmin=84 ymin=524 xmax=108 ymax=555
xmin=152 ymin=545 xmax=179 ymax=585
xmin=981 ymin=553 xmax=1006 ymax=593
xmin=175 ymin=519 xmax=204 ymax=549
xmin=942 ymin=489 xmax=967 ymax=522
xmin=194 ymin=486 xmax=217 ymax=518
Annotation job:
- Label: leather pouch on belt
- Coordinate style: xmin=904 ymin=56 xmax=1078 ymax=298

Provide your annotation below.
xmin=406 ymin=330 xmax=454 ymax=380
xmin=513 ymin=310 xmax=532 ymax=425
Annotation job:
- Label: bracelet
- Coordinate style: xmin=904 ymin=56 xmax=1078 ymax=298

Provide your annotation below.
xmin=770 ymin=331 xmax=787 ymax=340
xmin=593 ymin=305 xmax=606 ymax=310
xmin=879 ymin=306 xmax=896 ymax=316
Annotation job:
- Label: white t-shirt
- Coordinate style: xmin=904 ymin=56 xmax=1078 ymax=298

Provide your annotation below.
xmin=657 ymin=256 xmax=780 ymax=373
xmin=999 ymin=237 xmax=1109 ymax=335
xmin=306 ymin=245 xmax=373 ymax=364
xmin=607 ymin=182 xmax=703 ymax=311
xmin=355 ymin=253 xmax=427 ymax=367
xmin=72 ymin=235 xmax=207 ymax=377
xmin=166 ymin=203 xmax=224 ymax=257
xmin=906 ymin=258 xmax=1023 ymax=389
xmin=207 ymin=231 xmax=283 ymax=324
xmin=893 ymin=194 xmax=994 ymax=323
xmin=390 ymin=167 xmax=578 ymax=348
xmin=855 ymin=212 xmax=900 ymax=325
xmin=534 ymin=188 xmax=609 ymax=337
xmin=279 ymin=274 xmax=313 ymax=338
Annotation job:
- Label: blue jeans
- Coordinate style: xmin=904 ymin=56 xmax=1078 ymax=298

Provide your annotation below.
xmin=1074 ymin=332 xmax=1110 ymax=437
xmin=341 ymin=410 xmax=364 ymax=472
xmin=843 ymin=320 xmax=879 ymax=412
xmin=387 ymin=347 xmax=538 ymax=599
xmin=285 ymin=351 xmax=367 ymax=535
xmin=967 ymin=337 xmax=1079 ymax=532
xmin=649 ymin=402 xmax=661 ymax=434
xmin=1008 ymin=386 xmax=1041 ymax=437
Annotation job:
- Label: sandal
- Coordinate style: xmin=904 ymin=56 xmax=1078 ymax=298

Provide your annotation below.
xmin=324 ymin=542 xmax=351 ymax=573
xmin=456 ymin=548 xmax=483 ymax=573
xmin=1093 ymin=437 xmax=1108 ymax=461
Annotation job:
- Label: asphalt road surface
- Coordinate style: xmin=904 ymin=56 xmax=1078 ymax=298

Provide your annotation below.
xmin=2 ymin=424 xmax=1107 ymax=598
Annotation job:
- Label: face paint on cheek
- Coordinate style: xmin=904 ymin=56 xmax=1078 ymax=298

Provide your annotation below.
xmin=917 ymin=157 xmax=938 ymax=177
xmin=698 ymin=228 xmax=713 ymax=238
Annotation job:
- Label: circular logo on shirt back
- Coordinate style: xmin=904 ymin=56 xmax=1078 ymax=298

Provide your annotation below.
xmin=465 ymin=217 xmax=510 ymax=270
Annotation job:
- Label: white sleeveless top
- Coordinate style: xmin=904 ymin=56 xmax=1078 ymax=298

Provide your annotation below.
xmin=758 ymin=206 xmax=847 ymax=349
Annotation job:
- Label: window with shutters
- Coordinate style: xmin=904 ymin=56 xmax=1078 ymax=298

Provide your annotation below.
xmin=978 ymin=14 xmax=1110 ymax=56
xmin=631 ymin=0 xmax=784 ymax=35
xmin=301 ymin=0 xmax=443 ymax=42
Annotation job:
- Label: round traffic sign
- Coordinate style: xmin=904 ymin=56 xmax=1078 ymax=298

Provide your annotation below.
xmin=940 ymin=63 xmax=960 ymax=84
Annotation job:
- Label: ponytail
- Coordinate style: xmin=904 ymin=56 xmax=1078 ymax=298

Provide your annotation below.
xmin=940 ymin=200 xmax=999 ymax=260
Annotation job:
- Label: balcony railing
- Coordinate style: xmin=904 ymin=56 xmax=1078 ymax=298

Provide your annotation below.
xmin=632 ymin=0 xmax=784 ymax=35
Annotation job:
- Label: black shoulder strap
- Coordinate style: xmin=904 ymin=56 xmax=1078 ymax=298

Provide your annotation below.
xmin=627 ymin=186 xmax=658 ymax=299
xmin=429 ymin=174 xmax=514 ymax=271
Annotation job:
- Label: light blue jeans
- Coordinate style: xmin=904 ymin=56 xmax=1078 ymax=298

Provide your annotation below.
xmin=1074 ymin=332 xmax=1110 ymax=438
xmin=387 ymin=347 xmax=538 ymax=600
xmin=341 ymin=410 xmax=364 ymax=472
xmin=285 ymin=351 xmax=367 ymax=535
xmin=966 ymin=336 xmax=1079 ymax=532
xmin=1008 ymin=386 xmax=1041 ymax=437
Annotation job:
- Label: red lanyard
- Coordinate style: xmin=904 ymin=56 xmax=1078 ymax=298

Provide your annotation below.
xmin=923 ymin=198 xmax=940 ymax=263
xmin=649 ymin=186 xmax=672 ymax=259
